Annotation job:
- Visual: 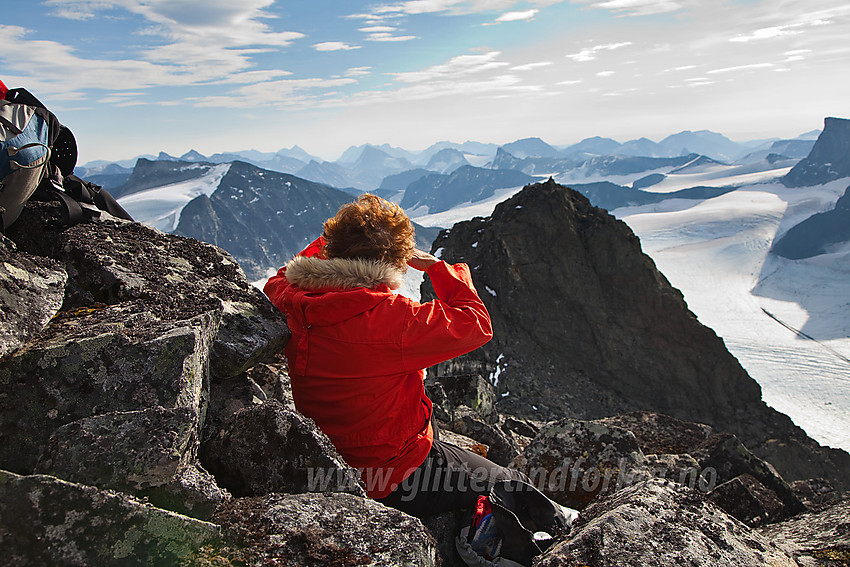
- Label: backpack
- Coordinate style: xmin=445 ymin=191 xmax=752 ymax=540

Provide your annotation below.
xmin=455 ymin=480 xmax=580 ymax=567
xmin=0 ymin=81 xmax=132 ymax=232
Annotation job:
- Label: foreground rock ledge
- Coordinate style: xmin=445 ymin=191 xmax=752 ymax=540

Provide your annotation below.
xmin=0 ymin=470 xmax=221 ymax=566
xmin=537 ymin=478 xmax=799 ymax=567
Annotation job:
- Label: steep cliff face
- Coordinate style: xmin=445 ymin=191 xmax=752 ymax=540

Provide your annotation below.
xmin=424 ymin=179 xmax=850 ymax=488
xmin=783 ymin=117 xmax=850 ymax=187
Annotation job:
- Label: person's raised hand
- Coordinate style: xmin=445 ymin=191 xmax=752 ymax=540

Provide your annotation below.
xmin=407 ymin=249 xmax=439 ymax=271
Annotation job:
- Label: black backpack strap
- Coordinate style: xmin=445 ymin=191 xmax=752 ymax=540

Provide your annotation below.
xmin=32 ymin=164 xmax=89 ymax=227
xmin=63 ymin=174 xmax=134 ymax=221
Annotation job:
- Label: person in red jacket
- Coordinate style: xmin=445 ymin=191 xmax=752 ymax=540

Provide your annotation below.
xmin=264 ymin=194 xmax=530 ymax=517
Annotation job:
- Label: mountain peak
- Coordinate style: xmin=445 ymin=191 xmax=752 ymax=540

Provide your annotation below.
xmin=500 ymin=137 xmax=559 ymax=159
xmin=423 ymin=177 xmax=850 ymax=488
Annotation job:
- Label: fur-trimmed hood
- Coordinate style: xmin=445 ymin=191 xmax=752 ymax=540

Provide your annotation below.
xmin=284 ymin=255 xmax=405 ymax=291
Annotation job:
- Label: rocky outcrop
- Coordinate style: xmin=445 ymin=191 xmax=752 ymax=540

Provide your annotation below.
xmin=0 ymin=234 xmax=66 ymax=358
xmin=515 ymin=417 xmax=648 ymax=509
xmin=36 ymin=405 xmax=228 ymax=519
xmin=759 ymin=499 xmax=850 ymax=566
xmin=536 ymin=479 xmax=799 ymax=567
xmin=783 ymin=117 xmax=850 ymax=187
xmin=0 ymin=470 xmax=221 ymax=566
xmin=424 ymin=179 xmax=850 ymax=490
xmin=202 ymin=399 xmax=364 ymax=498
xmin=208 ymin=492 xmax=439 ymax=566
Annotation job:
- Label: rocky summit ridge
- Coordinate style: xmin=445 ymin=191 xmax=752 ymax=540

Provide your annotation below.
xmin=0 ymin=192 xmax=848 ymax=566
xmin=425 ymin=179 xmax=850 ymax=491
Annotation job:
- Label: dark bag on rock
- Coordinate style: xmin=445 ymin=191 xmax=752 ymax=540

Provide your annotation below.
xmin=455 ymin=480 xmax=579 ymax=567
xmin=0 ymin=81 xmax=132 ymax=232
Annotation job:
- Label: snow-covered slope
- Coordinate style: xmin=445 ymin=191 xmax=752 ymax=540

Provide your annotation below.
xmin=117 ymin=164 xmax=230 ymax=232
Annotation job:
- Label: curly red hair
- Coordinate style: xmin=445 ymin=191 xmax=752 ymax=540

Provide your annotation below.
xmin=322 ymin=194 xmax=415 ymax=269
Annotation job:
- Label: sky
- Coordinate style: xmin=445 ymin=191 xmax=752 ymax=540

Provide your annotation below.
xmin=2 ymin=0 xmax=849 ymax=164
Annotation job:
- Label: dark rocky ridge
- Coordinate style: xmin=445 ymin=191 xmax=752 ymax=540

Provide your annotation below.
xmin=424 ymin=179 xmax=850 ymax=490
xmin=1 ymin=198 xmax=848 ymax=565
xmin=112 ymin=157 xmax=218 ymax=199
xmin=772 ymin=184 xmax=850 ymax=259
xmin=783 ymin=117 xmax=850 ymax=187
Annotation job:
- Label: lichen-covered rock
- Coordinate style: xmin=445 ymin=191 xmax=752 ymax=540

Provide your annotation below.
xmin=709 ymin=473 xmax=786 ymax=527
xmin=56 ymin=219 xmax=289 ymax=380
xmin=0 ymin=469 xmax=221 ymax=566
xmin=449 ymin=414 xmax=519 ymax=466
xmin=0 ymin=304 xmax=219 ymax=474
xmin=207 ymin=492 xmax=439 ymax=566
xmin=0 ymin=240 xmax=67 ymax=358
xmin=6 ymin=210 xmax=289 ymax=382
xmin=427 ymin=373 xmax=499 ymax=424
xmin=212 ymin=299 xmax=289 ymax=378
xmin=641 ymin=453 xmax=705 ymax=488
xmin=536 ymin=478 xmax=799 ymax=567
xmin=35 ymin=406 xmax=229 ymax=520
xmin=204 ymin=360 xmax=295 ymax=446
xmin=37 ymin=406 xmax=200 ymax=490
xmin=598 ymin=411 xmax=713 ymax=455
xmin=503 ymin=416 xmax=542 ymax=440
xmin=149 ymin=463 xmax=230 ymax=521
xmin=515 ymin=418 xmax=647 ymax=509
xmin=758 ymin=498 xmax=850 ymax=567
xmin=202 ymin=400 xmax=364 ymax=497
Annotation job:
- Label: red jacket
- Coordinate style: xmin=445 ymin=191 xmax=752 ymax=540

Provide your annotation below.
xmin=264 ymin=238 xmax=492 ymax=498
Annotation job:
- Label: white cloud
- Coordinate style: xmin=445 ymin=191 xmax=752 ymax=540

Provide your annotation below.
xmin=730 ymin=25 xmax=802 ymax=43
xmin=192 ymin=77 xmax=359 ymax=108
xmin=571 ymin=0 xmax=683 ymax=16
xmin=566 ymin=42 xmax=632 ymax=62
xmin=42 ymin=0 xmax=304 ymax=72
xmin=346 ymin=66 xmax=373 ymax=77
xmin=512 ymin=62 xmax=553 ymax=71
xmin=730 ymin=18 xmax=832 ymax=43
xmin=313 ymin=41 xmax=361 ymax=51
xmin=495 ymin=9 xmax=539 ymax=22
xmin=218 ymin=70 xmax=294 ymax=84
xmin=596 ymin=70 xmax=615 ymax=77
xmin=390 ymin=51 xmax=510 ymax=83
xmin=356 ymin=0 xmax=565 ymax=18
xmin=366 ymin=32 xmax=418 ymax=42
xmin=707 ymin=63 xmax=775 ymax=74
xmin=358 ymin=26 xmax=398 ymax=32
xmin=0 ymin=24 xmax=188 ymax=96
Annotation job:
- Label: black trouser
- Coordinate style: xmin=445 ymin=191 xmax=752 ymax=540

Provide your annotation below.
xmin=377 ymin=440 xmax=531 ymax=518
